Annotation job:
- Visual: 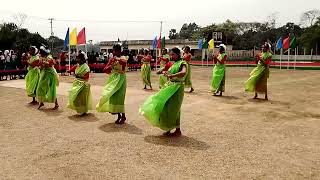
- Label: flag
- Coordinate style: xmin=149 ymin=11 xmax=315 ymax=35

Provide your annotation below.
xmin=64 ymin=28 xmax=69 ymax=48
xmin=290 ymin=37 xmax=297 ymax=49
xmin=208 ymin=39 xmax=215 ymax=49
xmin=161 ymin=37 xmax=165 ymax=49
xmin=283 ymin=37 xmax=290 ymax=50
xmin=198 ymin=39 xmax=203 ymax=49
xmin=156 ymin=36 xmax=161 ymax=49
xmin=152 ymin=36 xmax=157 ymax=49
xmin=202 ymin=39 xmax=208 ymax=49
xmin=69 ymin=28 xmax=77 ymax=46
xmin=276 ymin=37 xmax=282 ymax=50
xmin=77 ymin=27 xmax=86 ymax=45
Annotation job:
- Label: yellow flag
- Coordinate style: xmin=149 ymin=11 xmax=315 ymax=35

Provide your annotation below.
xmin=208 ymin=39 xmax=215 ymax=49
xmin=69 ymin=28 xmax=77 ymax=46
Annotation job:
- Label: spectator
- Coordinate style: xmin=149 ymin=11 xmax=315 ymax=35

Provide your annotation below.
xmin=0 ymin=51 xmax=5 ymax=70
xmin=59 ymin=51 xmax=67 ymax=75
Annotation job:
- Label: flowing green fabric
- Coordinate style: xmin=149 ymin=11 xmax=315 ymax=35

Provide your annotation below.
xmin=67 ymin=63 xmax=92 ymax=114
xmin=140 ymin=60 xmax=187 ymax=131
xmin=211 ymin=64 xmax=225 ymax=92
xmin=96 ymin=61 xmax=126 ymax=113
xmin=25 ymin=55 xmax=40 ymax=97
xmin=141 ymin=62 xmax=151 ymax=86
xmin=36 ymin=55 xmax=59 ymax=103
xmin=211 ymin=53 xmax=226 ymax=92
xmin=245 ymin=52 xmax=271 ymax=93
xmin=159 ymin=74 xmax=169 ymax=89
xmin=184 ymin=62 xmax=193 ymax=88
xmin=158 ymin=54 xmax=171 ymax=89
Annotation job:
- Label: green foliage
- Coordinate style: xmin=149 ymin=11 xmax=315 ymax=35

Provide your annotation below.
xmin=0 ymin=22 xmax=62 ymax=55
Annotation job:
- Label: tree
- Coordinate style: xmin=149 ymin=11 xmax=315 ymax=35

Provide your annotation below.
xmin=266 ymin=12 xmax=279 ymax=28
xmin=178 ymin=23 xmax=200 ymax=40
xmin=12 ymin=13 xmax=27 ymax=28
xmin=0 ymin=22 xmax=47 ymax=54
xmin=301 ymin=17 xmax=320 ymax=53
xmin=216 ymin=19 xmax=237 ymax=44
xmin=300 ymin=9 xmax=320 ymax=27
xmin=169 ymin=29 xmax=178 ymax=39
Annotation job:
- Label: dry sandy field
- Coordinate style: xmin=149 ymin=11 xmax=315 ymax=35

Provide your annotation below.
xmin=1 ymin=66 xmax=320 ymax=179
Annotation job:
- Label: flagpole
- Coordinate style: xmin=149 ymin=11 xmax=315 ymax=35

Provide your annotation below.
xmin=156 ymin=21 xmax=163 ymax=71
xmin=85 ymin=44 xmax=88 ymax=64
xmin=294 ymin=47 xmax=297 ymax=70
xmin=201 ymin=49 xmax=204 ymax=67
xmin=68 ymin=45 xmax=71 ymax=71
xmin=280 ymin=48 xmax=282 ymax=69
xmin=206 ymin=49 xmax=209 ymax=67
xmin=287 ymin=48 xmax=290 ymax=70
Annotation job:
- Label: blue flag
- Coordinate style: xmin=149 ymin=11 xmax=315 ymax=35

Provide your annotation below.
xmin=152 ymin=36 xmax=157 ymax=49
xmin=276 ymin=37 xmax=282 ymax=49
xmin=198 ymin=39 xmax=203 ymax=49
xmin=64 ymin=28 xmax=70 ymax=48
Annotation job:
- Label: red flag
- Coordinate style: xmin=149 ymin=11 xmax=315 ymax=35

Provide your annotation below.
xmin=156 ymin=36 xmax=161 ymax=49
xmin=283 ymin=37 xmax=290 ymax=50
xmin=77 ymin=28 xmax=86 ymax=45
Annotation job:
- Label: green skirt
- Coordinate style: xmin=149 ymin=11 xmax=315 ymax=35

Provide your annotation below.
xmin=159 ymin=74 xmax=169 ymax=89
xmin=184 ymin=62 xmax=192 ymax=88
xmin=67 ymin=79 xmax=92 ymax=114
xmin=36 ymin=68 xmax=59 ymax=103
xmin=96 ymin=73 xmax=126 ymax=113
xmin=211 ymin=64 xmax=225 ymax=93
xmin=140 ymin=82 xmax=184 ymax=131
xmin=25 ymin=68 xmax=40 ymax=97
xmin=141 ymin=64 xmax=151 ymax=86
xmin=245 ymin=65 xmax=269 ymax=93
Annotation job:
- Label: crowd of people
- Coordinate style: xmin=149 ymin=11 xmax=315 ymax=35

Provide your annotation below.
xmin=21 ymin=42 xmax=272 ymax=137
xmin=0 ymin=50 xmax=27 ymax=80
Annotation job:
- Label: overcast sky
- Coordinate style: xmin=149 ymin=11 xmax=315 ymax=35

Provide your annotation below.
xmin=0 ymin=0 xmax=319 ymax=43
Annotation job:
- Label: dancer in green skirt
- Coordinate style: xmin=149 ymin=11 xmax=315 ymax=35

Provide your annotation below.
xmin=25 ymin=46 xmax=40 ymax=104
xmin=157 ymin=48 xmax=171 ymax=89
xmin=96 ymin=44 xmax=127 ymax=124
xmin=245 ymin=42 xmax=272 ymax=100
xmin=141 ymin=49 xmax=152 ymax=90
xmin=67 ymin=53 xmax=92 ymax=116
xmin=183 ymin=46 xmax=194 ymax=92
xmin=211 ymin=44 xmax=227 ymax=96
xmin=140 ymin=47 xmax=188 ymax=137
xmin=37 ymin=45 xmax=59 ymax=110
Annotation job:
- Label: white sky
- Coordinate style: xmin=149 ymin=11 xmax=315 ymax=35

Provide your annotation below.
xmin=0 ymin=0 xmax=319 ymax=43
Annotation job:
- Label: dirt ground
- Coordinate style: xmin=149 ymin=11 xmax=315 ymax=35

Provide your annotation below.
xmin=1 ymin=66 xmax=320 ymax=179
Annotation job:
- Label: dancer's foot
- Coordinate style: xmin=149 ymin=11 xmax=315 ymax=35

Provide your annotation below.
xmin=52 ymin=104 xmax=59 ymax=110
xmin=115 ymin=114 xmax=122 ymax=124
xmin=29 ymin=100 xmax=38 ymax=105
xmin=144 ymin=85 xmax=147 ymax=90
xmin=79 ymin=113 xmax=87 ymax=116
xmin=189 ymin=87 xmax=194 ymax=93
xmin=219 ymin=91 xmax=223 ymax=96
xmin=163 ymin=131 xmax=171 ymax=136
xmin=38 ymin=103 xmax=44 ymax=110
xmin=118 ymin=116 xmax=127 ymax=124
xmin=169 ymin=128 xmax=182 ymax=137
xmin=265 ymin=94 xmax=268 ymax=100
